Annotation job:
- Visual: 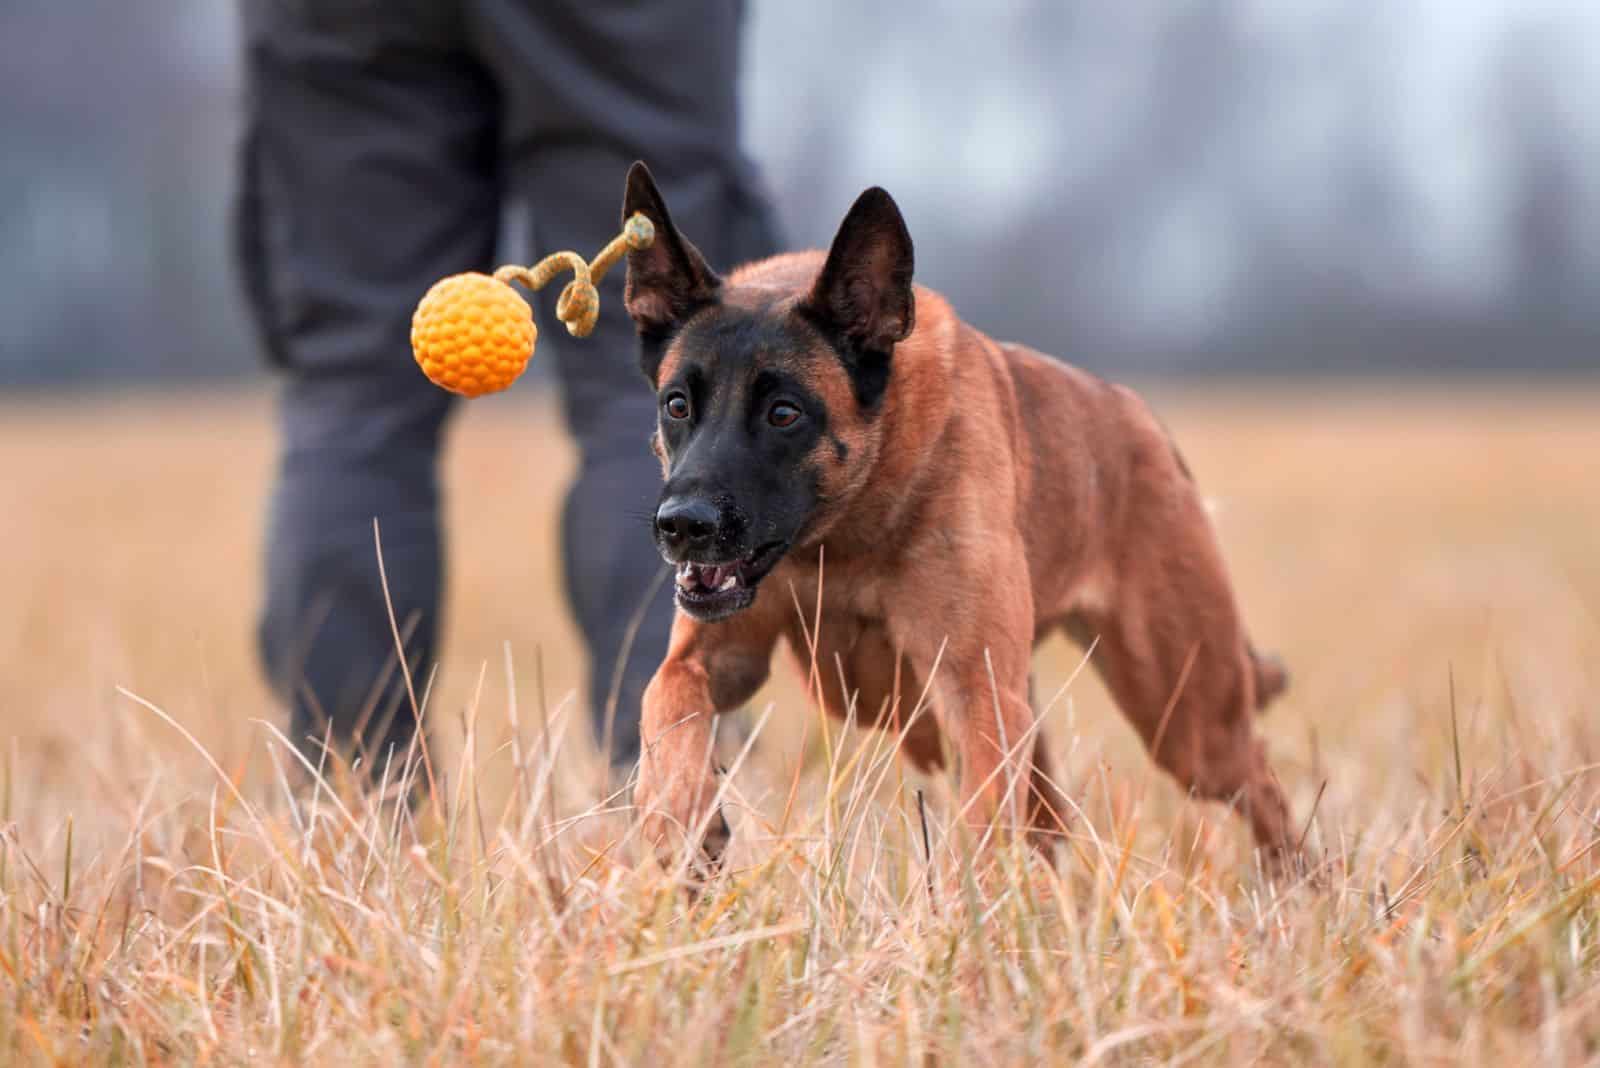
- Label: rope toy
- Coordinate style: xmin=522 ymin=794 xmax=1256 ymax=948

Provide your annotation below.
xmin=410 ymin=213 xmax=656 ymax=397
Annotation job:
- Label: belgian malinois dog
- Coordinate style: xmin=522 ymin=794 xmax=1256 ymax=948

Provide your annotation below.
xmin=621 ymin=162 xmax=1292 ymax=868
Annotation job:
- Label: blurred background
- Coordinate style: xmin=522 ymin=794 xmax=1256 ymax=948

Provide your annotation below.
xmin=3 ymin=13 xmax=1600 ymax=1057
xmin=4 ymin=0 xmax=1600 ymax=387
xmin=1 ymin=1 xmax=1597 ymax=836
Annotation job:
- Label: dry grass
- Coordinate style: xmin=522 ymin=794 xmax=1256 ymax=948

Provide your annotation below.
xmin=2 ymin=382 xmax=1598 ymax=1065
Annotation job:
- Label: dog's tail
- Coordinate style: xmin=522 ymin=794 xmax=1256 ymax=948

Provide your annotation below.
xmin=1250 ymin=647 xmax=1289 ymax=713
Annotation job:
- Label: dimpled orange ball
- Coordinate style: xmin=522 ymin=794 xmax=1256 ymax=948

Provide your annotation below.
xmin=410 ymin=273 xmax=537 ymax=397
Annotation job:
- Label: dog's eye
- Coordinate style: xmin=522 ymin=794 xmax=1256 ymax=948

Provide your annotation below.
xmin=664 ymin=393 xmax=690 ymax=420
xmin=768 ymin=401 xmax=801 ymax=428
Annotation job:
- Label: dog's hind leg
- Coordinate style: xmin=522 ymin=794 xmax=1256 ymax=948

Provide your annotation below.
xmin=1058 ymin=402 xmax=1296 ymax=861
xmin=1087 ymin=612 xmax=1293 ymax=859
xmin=1073 ymin=559 xmax=1294 ymax=862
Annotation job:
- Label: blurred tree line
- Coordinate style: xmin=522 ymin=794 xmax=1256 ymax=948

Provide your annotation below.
xmin=2 ymin=0 xmax=1596 ymax=387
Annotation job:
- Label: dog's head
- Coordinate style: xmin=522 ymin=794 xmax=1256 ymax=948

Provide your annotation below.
xmin=621 ymin=162 xmax=915 ymax=622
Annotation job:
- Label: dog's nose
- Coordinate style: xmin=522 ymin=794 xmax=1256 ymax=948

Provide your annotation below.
xmin=655 ymin=496 xmax=722 ymax=554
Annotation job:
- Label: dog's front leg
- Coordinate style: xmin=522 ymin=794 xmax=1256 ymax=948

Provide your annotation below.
xmin=908 ymin=565 xmax=1043 ymax=845
xmin=633 ymin=609 xmax=778 ymax=870
xmin=635 ymin=659 xmax=727 ymax=869
xmin=948 ymin=657 xmax=1038 ymax=842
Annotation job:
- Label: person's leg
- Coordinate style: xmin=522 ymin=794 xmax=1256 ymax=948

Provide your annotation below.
xmin=236 ymin=3 xmax=498 ymax=770
xmin=468 ymin=0 xmax=782 ymax=769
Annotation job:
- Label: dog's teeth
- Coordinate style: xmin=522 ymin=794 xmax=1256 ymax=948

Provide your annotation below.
xmin=673 ymin=561 xmax=743 ymax=594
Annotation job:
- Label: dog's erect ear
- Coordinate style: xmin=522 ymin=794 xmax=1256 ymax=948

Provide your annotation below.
xmin=804 ymin=188 xmax=915 ymax=356
xmin=623 ymin=162 xmax=721 ymax=342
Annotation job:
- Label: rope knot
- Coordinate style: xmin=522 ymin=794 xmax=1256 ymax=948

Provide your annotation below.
xmin=556 ymin=279 xmax=601 ymax=337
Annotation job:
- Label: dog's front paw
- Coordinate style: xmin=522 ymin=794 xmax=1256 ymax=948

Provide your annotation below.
xmin=633 ymin=757 xmax=729 ymax=872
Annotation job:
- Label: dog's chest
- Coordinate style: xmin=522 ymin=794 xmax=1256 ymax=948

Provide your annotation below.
xmin=782 ymin=552 xmax=891 ymax=614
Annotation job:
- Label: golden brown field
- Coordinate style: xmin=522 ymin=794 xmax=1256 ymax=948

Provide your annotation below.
xmin=2 ymin=383 xmax=1598 ymax=1065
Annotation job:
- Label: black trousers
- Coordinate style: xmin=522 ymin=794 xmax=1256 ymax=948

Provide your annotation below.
xmin=234 ymin=0 xmax=779 ymax=769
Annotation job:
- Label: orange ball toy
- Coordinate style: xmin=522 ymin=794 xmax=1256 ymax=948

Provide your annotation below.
xmin=410 ymin=212 xmax=654 ymax=398
xmin=410 ymin=273 xmax=536 ymax=398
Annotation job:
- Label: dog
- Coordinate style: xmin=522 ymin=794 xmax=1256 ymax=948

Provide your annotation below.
xmin=620 ymin=162 xmax=1293 ymax=869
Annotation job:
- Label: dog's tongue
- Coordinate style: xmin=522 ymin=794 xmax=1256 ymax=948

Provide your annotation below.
xmin=678 ymin=562 xmax=735 ymax=591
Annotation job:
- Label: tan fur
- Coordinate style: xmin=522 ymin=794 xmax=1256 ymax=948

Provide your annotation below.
xmin=634 ymin=251 xmax=1294 ymax=865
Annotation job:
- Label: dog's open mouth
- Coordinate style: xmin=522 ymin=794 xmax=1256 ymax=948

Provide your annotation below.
xmin=672 ymin=541 xmax=787 ymax=621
